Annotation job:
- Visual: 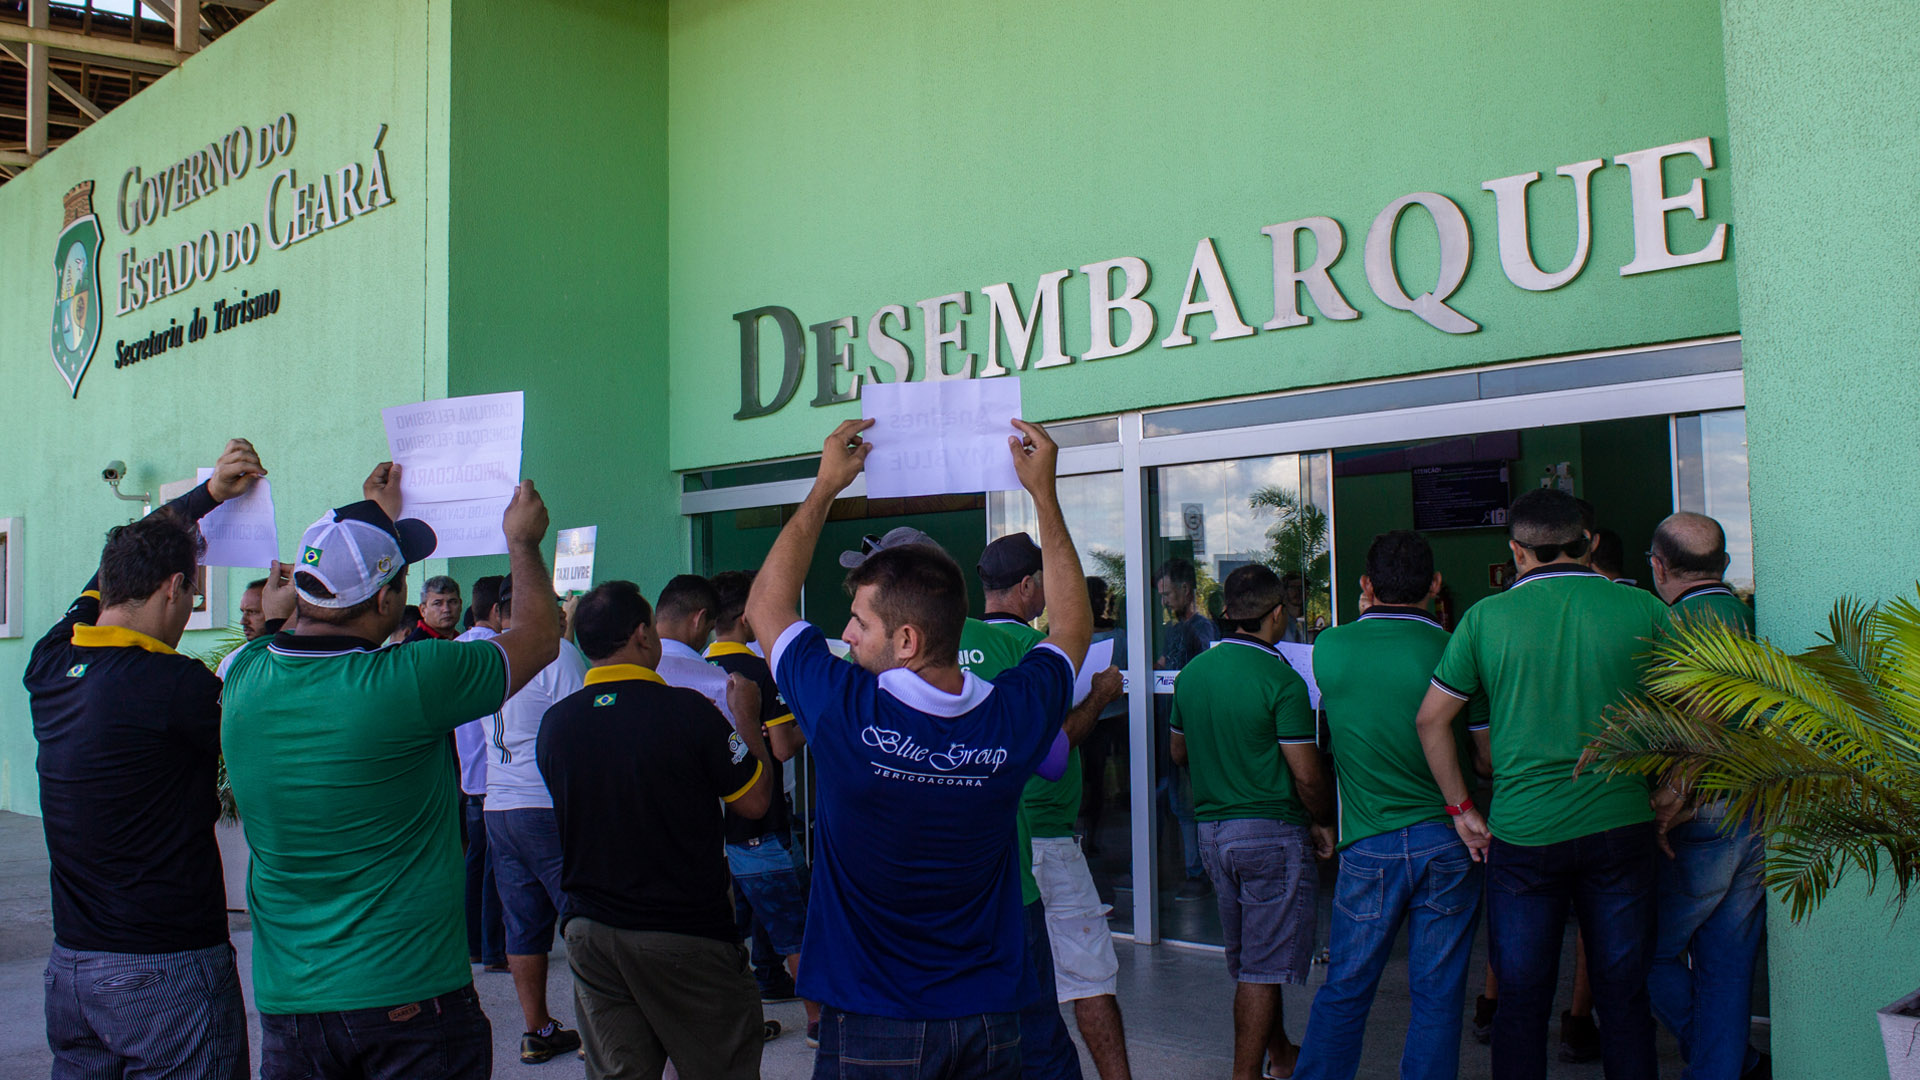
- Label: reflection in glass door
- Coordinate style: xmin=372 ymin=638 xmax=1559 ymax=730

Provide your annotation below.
xmin=987 ymin=472 xmax=1135 ymax=931
xmin=1673 ymin=409 xmax=1753 ymax=595
xmin=1145 ymin=452 xmax=1332 ymax=945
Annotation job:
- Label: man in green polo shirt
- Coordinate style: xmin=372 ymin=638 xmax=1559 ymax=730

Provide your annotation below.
xmin=1170 ymin=564 xmax=1333 ymax=1080
xmin=222 ymin=462 xmax=562 ymax=1080
xmin=965 ymin=532 xmax=1131 ymax=1080
xmin=1415 ymin=488 xmax=1670 ymax=1080
xmin=1645 ymin=512 xmax=1768 ymax=1080
xmin=1293 ymin=530 xmax=1488 ymax=1080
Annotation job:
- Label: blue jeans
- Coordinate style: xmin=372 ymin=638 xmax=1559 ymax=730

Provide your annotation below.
xmin=1294 ymin=822 xmax=1481 ymax=1080
xmin=727 ymin=834 xmax=811 ymax=957
xmin=1648 ymin=805 xmax=1766 ymax=1080
xmin=462 ymin=795 xmax=504 ymax=966
xmin=1018 ymin=899 xmax=1082 ymax=1079
xmin=1488 ymin=821 xmax=1658 ymax=1080
xmin=260 ymin=984 xmax=490 ymax=1080
xmin=485 ymin=807 xmax=567 ymax=955
xmin=813 ymin=1007 xmax=1022 ymax=1079
xmin=46 ymin=941 xmax=248 ymax=1080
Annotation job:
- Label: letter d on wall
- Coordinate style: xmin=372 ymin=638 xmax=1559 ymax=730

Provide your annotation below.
xmin=734 ymin=306 xmax=806 ymax=420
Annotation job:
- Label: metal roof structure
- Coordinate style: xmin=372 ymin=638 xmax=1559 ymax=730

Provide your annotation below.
xmin=0 ymin=0 xmax=270 ymax=183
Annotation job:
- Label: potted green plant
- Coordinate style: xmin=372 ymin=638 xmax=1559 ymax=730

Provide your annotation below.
xmin=1582 ymin=594 xmax=1920 ymax=1079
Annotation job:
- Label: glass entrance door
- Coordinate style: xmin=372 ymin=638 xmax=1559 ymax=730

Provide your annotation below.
xmin=1144 ymin=452 xmax=1333 ymax=945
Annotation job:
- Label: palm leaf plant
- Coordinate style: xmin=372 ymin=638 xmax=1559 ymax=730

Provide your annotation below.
xmin=1583 ymin=593 xmax=1920 ymax=921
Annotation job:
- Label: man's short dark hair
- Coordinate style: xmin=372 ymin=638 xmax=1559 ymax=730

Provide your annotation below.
xmin=1221 ymin=564 xmax=1285 ymax=632
xmin=470 ymin=575 xmax=505 ymax=624
xmin=1509 ymin=489 xmax=1590 ymax=560
xmin=844 ymin=544 xmax=966 ymax=663
xmin=656 ymin=574 xmax=721 ymax=623
xmin=422 ymin=575 xmax=459 ymax=598
xmin=1365 ymin=530 xmax=1434 ymax=606
xmin=1155 ymin=557 xmax=1197 ymax=591
xmin=574 ymin=580 xmax=654 ymax=662
xmin=98 ymin=513 xmax=205 ymax=608
xmin=711 ymin=570 xmax=754 ymax=634
xmin=1590 ymin=528 xmax=1625 ymax=577
xmin=294 ymin=572 xmax=405 ymax=625
xmin=244 ymin=577 xmax=268 ymax=593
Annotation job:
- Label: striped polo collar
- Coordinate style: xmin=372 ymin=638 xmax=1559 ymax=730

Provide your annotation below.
xmin=584 ymin=663 xmax=666 ymax=686
xmin=982 ymin=612 xmax=1031 ymax=627
xmin=1509 ymin=562 xmax=1605 ymax=588
xmin=704 ymin=641 xmax=757 ymax=659
xmin=1357 ymin=605 xmax=1441 ymax=627
xmin=1219 ymin=632 xmax=1280 ymax=656
xmin=1673 ymin=580 xmax=1737 ymax=605
xmin=268 ymin=630 xmax=383 ymax=656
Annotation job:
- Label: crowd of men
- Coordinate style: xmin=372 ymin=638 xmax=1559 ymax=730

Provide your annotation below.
xmin=27 ymin=425 xmax=1765 ymax=1080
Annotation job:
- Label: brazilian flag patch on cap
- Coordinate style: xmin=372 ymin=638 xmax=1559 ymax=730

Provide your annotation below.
xmin=593 ymin=693 xmax=617 ymax=707
xmin=301 ymin=547 xmax=322 ymax=565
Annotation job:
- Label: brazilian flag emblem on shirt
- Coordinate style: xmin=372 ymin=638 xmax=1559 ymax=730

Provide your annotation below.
xmin=301 ymin=547 xmax=322 ymax=565
xmin=593 ymin=693 xmax=617 ymax=708
xmin=66 ymin=664 xmax=87 ymax=678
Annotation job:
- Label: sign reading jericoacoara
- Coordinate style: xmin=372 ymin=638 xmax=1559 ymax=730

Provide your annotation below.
xmin=48 ymin=113 xmax=397 ymax=397
xmin=732 ymin=137 xmax=1729 ymax=421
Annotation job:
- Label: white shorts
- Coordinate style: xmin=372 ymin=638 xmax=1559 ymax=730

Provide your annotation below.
xmin=1031 ymin=835 xmax=1120 ymax=1002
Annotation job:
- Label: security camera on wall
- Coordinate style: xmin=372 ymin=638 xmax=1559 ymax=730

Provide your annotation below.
xmin=101 ymin=460 xmax=126 ymax=483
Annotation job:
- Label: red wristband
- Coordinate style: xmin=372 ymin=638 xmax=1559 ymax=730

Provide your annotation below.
xmin=1445 ymin=797 xmax=1474 ymax=817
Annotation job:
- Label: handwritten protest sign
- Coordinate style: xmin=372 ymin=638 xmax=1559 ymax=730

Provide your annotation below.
xmin=861 ymin=379 xmax=1022 ymax=498
xmin=195 ymin=467 xmax=277 ymax=568
xmin=382 ymin=391 xmax=524 ymax=558
xmin=552 ymin=526 xmax=597 ymax=595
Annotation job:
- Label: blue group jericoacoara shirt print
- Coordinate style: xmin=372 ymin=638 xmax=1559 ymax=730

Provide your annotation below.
xmin=769 ymin=621 xmax=1075 ymax=1019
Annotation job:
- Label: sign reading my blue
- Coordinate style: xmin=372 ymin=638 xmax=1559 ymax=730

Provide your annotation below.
xmin=732 ymin=136 xmax=1731 ymax=420
xmin=51 ymin=182 xmax=104 ymax=399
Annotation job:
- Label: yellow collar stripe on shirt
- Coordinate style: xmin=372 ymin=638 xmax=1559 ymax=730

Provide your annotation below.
xmin=583 ymin=663 xmax=666 ymax=686
xmin=703 ymin=641 xmax=757 ymax=659
xmin=71 ymin=623 xmax=177 ymax=655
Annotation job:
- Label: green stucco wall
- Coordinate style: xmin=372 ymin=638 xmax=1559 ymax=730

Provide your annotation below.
xmin=1723 ymin=0 xmax=1920 ymax=1074
xmin=0 ymin=0 xmax=445 ymax=814
xmin=665 ymin=0 xmax=1740 ymax=470
xmin=443 ymin=0 xmax=679 ymax=595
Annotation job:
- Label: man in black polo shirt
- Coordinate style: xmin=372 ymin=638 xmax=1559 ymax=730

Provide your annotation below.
xmin=540 ymin=580 xmax=775 ymax=1079
xmin=27 ymin=437 xmax=280 ymax=1080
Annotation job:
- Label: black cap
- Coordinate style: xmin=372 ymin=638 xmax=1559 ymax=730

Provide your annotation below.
xmin=978 ymin=533 xmax=1043 ymax=590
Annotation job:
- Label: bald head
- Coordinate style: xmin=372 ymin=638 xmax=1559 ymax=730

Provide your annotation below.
xmin=1651 ymin=512 xmax=1728 ymax=588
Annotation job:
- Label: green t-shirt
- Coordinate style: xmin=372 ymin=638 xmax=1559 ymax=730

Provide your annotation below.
xmin=221 ymin=633 xmax=509 ymax=1013
xmin=1168 ymin=634 xmax=1317 ymax=823
xmin=1314 ymin=607 xmax=1485 ymax=849
xmin=958 ymin=615 xmax=1068 ymax=906
xmin=1670 ymin=582 xmax=1754 ymax=637
xmin=1432 ymin=564 xmax=1670 ymax=847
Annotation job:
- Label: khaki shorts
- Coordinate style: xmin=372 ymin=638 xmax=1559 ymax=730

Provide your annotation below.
xmin=1031 ymin=836 xmax=1120 ymax=1001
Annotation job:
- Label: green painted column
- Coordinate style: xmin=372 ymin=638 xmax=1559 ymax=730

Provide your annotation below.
xmin=1722 ymin=1 xmax=1920 ymax=1075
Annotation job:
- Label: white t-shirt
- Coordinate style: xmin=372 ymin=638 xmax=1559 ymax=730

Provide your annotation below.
xmin=484 ymin=638 xmax=588 ymax=811
xmin=656 ymin=638 xmax=735 ymax=723
xmin=451 ymin=626 xmax=499 ymax=797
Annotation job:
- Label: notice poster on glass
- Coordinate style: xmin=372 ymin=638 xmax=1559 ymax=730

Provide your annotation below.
xmin=1275 ymin=641 xmax=1320 ymax=710
xmin=861 ymin=378 xmax=1023 ymax=498
xmin=194 ymin=467 xmax=278 ymax=568
xmin=552 ymin=526 xmax=597 ymax=595
xmin=381 ymin=391 xmax=524 ymax=558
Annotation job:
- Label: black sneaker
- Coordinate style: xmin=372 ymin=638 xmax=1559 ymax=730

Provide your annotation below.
xmin=1558 ymin=1009 xmax=1600 ymax=1063
xmin=1175 ymin=875 xmax=1213 ymax=901
xmin=521 ymin=1023 xmax=582 ymax=1064
xmin=1472 ymin=995 xmax=1496 ymax=1045
xmin=760 ymin=972 xmax=799 ymax=1003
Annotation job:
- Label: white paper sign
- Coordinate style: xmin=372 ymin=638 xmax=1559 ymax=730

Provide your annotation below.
xmin=861 ymin=379 xmax=1022 ymax=498
xmin=553 ymin=526 xmax=597 ymax=595
xmin=195 ymin=467 xmax=278 ymax=568
xmin=1275 ymin=641 xmax=1321 ymax=710
xmin=381 ymin=391 xmax=524 ymax=558
xmin=1072 ymin=637 xmax=1117 ymax=706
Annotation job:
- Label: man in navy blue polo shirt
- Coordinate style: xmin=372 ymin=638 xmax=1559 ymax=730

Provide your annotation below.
xmin=745 ymin=416 xmax=1093 ymax=1078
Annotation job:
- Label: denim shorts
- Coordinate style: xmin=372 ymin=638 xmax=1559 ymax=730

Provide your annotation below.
xmin=485 ymin=808 xmax=566 ymax=955
xmin=726 ymin=834 xmax=809 ymax=957
xmin=1198 ymin=818 xmax=1317 ymax=984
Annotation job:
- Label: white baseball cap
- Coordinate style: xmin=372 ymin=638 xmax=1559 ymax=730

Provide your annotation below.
xmin=294 ymin=502 xmax=437 ymax=608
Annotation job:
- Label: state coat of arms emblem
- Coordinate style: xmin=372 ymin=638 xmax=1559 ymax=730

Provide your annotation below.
xmin=51 ymin=181 xmax=104 ymax=398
